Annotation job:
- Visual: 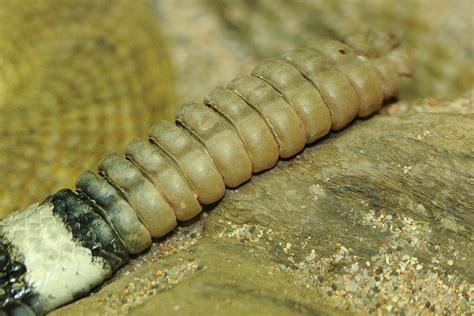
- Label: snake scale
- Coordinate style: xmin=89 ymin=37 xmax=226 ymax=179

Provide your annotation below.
xmin=0 ymin=16 xmax=413 ymax=315
xmin=0 ymin=0 xmax=175 ymax=218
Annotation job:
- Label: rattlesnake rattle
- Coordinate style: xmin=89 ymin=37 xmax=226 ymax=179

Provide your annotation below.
xmin=0 ymin=33 xmax=413 ymax=315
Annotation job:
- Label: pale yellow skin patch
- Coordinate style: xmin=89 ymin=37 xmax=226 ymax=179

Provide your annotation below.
xmin=283 ymin=49 xmax=360 ymax=131
xmin=314 ymin=40 xmax=385 ymax=117
xmin=368 ymin=57 xmax=400 ymax=99
xmin=99 ymin=153 xmax=177 ymax=238
xmin=126 ymin=139 xmax=202 ymax=221
xmin=176 ymin=103 xmax=253 ymax=188
xmin=386 ymin=48 xmax=415 ymax=77
xmin=228 ymin=76 xmax=307 ymax=158
xmin=252 ymin=59 xmax=332 ymax=143
xmin=149 ymin=121 xmax=225 ymax=205
xmin=205 ymin=86 xmax=279 ymax=173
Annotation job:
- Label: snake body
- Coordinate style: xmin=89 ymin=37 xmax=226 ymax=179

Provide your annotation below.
xmin=0 ymin=35 xmax=412 ymax=315
xmin=0 ymin=0 xmax=175 ymax=218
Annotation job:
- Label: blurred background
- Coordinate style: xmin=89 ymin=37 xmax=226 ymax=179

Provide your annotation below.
xmin=0 ymin=0 xmax=472 ymax=218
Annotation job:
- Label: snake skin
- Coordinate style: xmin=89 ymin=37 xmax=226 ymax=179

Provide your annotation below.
xmin=0 ymin=197 xmax=125 ymax=314
xmin=0 ymin=237 xmax=38 ymax=315
xmin=0 ymin=0 xmax=176 ymax=218
xmin=45 ymin=189 xmax=129 ymax=271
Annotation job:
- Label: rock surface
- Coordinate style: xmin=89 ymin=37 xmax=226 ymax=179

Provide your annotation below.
xmin=51 ymin=96 xmax=473 ymax=315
